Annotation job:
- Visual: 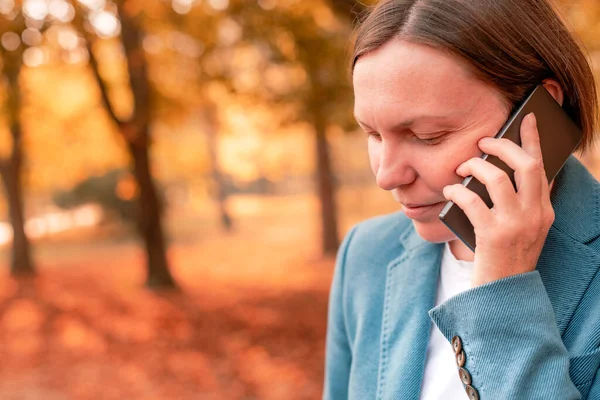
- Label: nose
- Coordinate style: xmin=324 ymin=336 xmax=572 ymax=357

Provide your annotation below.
xmin=375 ymin=142 xmax=417 ymax=191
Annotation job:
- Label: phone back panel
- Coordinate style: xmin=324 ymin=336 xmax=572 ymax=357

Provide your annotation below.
xmin=438 ymin=85 xmax=583 ymax=251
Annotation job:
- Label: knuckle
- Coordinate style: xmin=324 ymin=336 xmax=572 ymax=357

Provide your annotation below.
xmin=524 ymin=158 xmax=543 ymax=173
xmin=465 ymin=192 xmax=480 ymax=208
xmin=490 ymin=171 xmax=508 ymax=185
xmin=545 ymin=209 xmax=556 ymax=226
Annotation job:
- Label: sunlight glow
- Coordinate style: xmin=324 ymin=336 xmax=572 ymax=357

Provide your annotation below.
xmin=258 ymin=0 xmax=276 ymax=10
xmin=172 ymin=0 xmax=193 ymax=15
xmin=57 ymin=26 xmax=80 ymax=50
xmin=23 ymin=46 xmax=46 ymax=67
xmin=62 ymin=47 xmax=89 ymax=64
xmin=207 ymin=0 xmax=229 ymax=11
xmin=89 ymin=10 xmax=121 ymax=39
xmin=1 ymin=31 xmax=21 ymax=51
xmin=77 ymin=0 xmax=105 ymax=12
xmin=23 ymin=204 xmax=103 ymax=240
xmin=0 ymin=223 xmax=13 ymax=245
xmin=142 ymin=34 xmax=163 ymax=54
xmin=73 ymin=205 xmax=104 ymax=227
xmin=168 ymin=31 xmax=204 ymax=58
xmin=0 ymin=0 xmax=15 ymax=15
xmin=49 ymin=0 xmax=74 ymax=22
xmin=217 ymin=18 xmax=242 ymax=46
xmin=22 ymin=0 xmax=48 ymax=20
xmin=22 ymin=27 xmax=43 ymax=46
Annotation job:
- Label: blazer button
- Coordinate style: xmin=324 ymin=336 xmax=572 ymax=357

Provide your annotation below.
xmin=458 ymin=367 xmax=472 ymax=385
xmin=456 ymin=350 xmax=466 ymax=367
xmin=465 ymin=385 xmax=479 ymax=400
xmin=452 ymin=336 xmax=462 ymax=355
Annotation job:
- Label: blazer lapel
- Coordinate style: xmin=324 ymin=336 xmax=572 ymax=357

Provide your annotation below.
xmin=377 ymin=227 xmax=443 ymax=400
xmin=536 ymin=155 xmax=600 ymax=334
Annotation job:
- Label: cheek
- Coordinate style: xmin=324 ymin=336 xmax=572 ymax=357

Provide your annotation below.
xmin=417 ymin=141 xmax=477 ymax=191
xmin=415 ymin=146 xmax=461 ymax=188
xmin=367 ymin=139 xmax=380 ymax=175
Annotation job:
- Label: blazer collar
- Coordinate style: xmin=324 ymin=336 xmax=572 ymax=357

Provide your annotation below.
xmin=380 ymin=228 xmax=443 ymax=399
xmin=538 ymin=155 xmax=600 ymax=334
xmin=549 ymin=155 xmax=600 ymax=244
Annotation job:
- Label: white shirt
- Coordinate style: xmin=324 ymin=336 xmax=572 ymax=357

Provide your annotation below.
xmin=419 ymin=242 xmax=475 ymax=400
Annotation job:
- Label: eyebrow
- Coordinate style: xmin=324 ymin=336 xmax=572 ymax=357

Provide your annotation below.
xmin=354 ymin=115 xmax=447 ymax=131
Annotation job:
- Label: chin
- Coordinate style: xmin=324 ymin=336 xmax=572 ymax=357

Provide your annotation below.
xmin=411 ymin=219 xmax=456 ymax=243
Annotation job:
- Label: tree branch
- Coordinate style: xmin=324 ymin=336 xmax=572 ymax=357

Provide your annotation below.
xmin=116 ymin=1 xmax=151 ymax=133
xmin=86 ymin=40 xmax=124 ymax=129
xmin=68 ymin=0 xmax=124 ymax=129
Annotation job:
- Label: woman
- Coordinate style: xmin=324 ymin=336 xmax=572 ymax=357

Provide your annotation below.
xmin=324 ymin=0 xmax=600 ymax=399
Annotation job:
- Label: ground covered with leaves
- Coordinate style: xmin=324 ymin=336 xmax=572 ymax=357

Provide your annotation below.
xmin=0 ymin=192 xmax=380 ymax=400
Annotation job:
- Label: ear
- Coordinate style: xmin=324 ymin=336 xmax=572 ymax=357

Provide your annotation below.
xmin=542 ymin=78 xmax=565 ymax=106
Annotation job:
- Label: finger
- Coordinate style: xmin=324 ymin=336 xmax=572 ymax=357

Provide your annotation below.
xmin=520 ymin=113 xmax=549 ymax=206
xmin=456 ymin=157 xmax=518 ymax=212
xmin=477 ymin=138 xmax=543 ymax=206
xmin=520 ymin=113 xmax=543 ymax=160
xmin=443 ymin=183 xmax=494 ymax=229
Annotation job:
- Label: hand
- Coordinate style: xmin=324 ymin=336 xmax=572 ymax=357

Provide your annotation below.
xmin=442 ymin=113 xmax=555 ymax=287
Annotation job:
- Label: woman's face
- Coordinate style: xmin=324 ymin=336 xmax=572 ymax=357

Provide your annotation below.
xmin=353 ymin=39 xmax=511 ymax=243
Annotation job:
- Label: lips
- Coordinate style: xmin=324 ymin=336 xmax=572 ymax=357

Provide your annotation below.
xmin=401 ymin=201 xmax=445 ymax=219
xmin=402 ymin=202 xmax=443 ymax=208
xmin=403 ymin=203 xmax=437 ymax=208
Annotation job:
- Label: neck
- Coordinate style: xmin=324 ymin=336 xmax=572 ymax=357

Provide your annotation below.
xmin=448 ymin=239 xmax=475 ymax=261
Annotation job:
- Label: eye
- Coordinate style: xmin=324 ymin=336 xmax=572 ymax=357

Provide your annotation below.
xmin=415 ymin=132 xmax=447 ymax=145
xmin=419 ymin=137 xmax=441 ymax=145
xmin=366 ymin=132 xmax=382 ymax=142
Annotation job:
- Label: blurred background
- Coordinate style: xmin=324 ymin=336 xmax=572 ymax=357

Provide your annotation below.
xmin=0 ymin=0 xmax=598 ymax=399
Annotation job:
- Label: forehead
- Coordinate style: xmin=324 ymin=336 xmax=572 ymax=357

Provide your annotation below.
xmin=353 ymin=39 xmax=499 ymax=124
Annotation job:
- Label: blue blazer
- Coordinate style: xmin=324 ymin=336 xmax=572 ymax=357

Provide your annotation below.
xmin=324 ymin=156 xmax=600 ymax=400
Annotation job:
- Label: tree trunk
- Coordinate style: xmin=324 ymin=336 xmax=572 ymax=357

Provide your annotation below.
xmin=128 ymin=129 xmax=176 ymax=289
xmin=303 ymin=44 xmax=340 ymax=256
xmin=0 ymin=150 xmax=34 ymax=277
xmin=313 ymin=105 xmax=340 ymax=255
xmin=202 ymin=106 xmax=232 ymax=231
xmin=73 ymin=1 xmax=178 ymax=289
xmin=1 ymin=50 xmax=35 ymax=277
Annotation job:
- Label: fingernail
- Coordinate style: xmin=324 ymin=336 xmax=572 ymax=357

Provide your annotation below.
xmin=526 ymin=112 xmax=537 ymax=127
xmin=443 ymin=185 xmax=453 ymax=198
xmin=479 ymin=137 xmax=492 ymax=145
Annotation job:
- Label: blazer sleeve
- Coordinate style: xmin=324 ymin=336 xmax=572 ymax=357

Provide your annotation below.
xmin=323 ymin=226 xmax=357 ymax=400
xmin=586 ymin=368 xmax=600 ymax=399
xmin=429 ymin=271 xmax=586 ymax=399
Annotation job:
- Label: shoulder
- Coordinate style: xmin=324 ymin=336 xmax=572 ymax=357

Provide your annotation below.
xmin=550 ymin=155 xmax=600 ymax=244
xmin=335 ymin=211 xmax=413 ymax=293
xmin=332 ymin=211 xmax=415 ymax=342
xmin=342 ymin=210 xmax=412 ymax=261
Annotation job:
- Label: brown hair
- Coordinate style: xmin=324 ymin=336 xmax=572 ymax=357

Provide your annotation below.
xmin=352 ymin=0 xmax=598 ymax=152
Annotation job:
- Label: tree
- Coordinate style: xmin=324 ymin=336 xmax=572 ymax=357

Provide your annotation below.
xmin=119 ymin=0 xmax=359 ymax=254
xmin=247 ymin=2 xmax=356 ymax=255
xmin=199 ymin=102 xmax=232 ymax=231
xmin=72 ymin=0 xmax=177 ymax=289
xmin=197 ymin=0 xmax=357 ymax=255
xmin=0 ymin=10 xmax=35 ymax=276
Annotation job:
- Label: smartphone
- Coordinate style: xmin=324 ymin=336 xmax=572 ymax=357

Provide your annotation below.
xmin=438 ymin=84 xmax=583 ymax=252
